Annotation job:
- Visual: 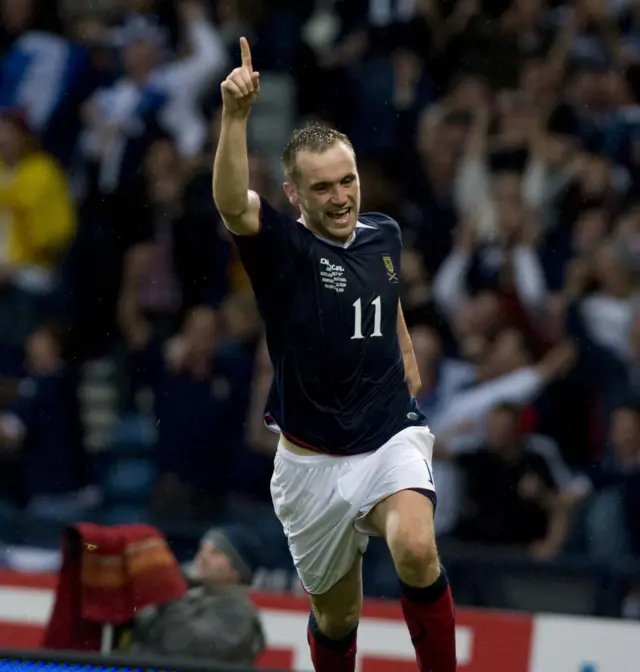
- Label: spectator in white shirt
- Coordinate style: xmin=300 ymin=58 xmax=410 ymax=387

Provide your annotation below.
xmin=433 ymin=196 xmax=548 ymax=325
xmin=82 ymin=0 xmax=226 ymax=195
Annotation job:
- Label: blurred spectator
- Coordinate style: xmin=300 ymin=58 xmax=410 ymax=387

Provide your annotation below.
xmin=450 ymin=403 xmax=577 ymax=560
xmin=428 ymin=333 xmax=576 ymax=445
xmin=108 ymin=0 xmax=179 ymax=51
xmin=76 ymin=2 xmax=224 ymax=341
xmin=117 ymin=135 xmax=230 ymax=340
xmin=433 ymin=212 xmax=548 ymax=324
xmin=122 ymin=306 xmax=256 ymax=520
xmin=0 ymin=320 xmax=96 ymax=519
xmin=564 ymin=253 xmax=637 ymax=433
xmin=577 ymin=242 xmax=639 ymax=362
xmin=567 ymin=403 xmax=640 ymax=562
xmin=131 ymin=524 xmax=265 ymax=664
xmin=81 ymin=0 xmax=224 ymax=183
xmin=425 ymin=331 xmax=576 ymax=534
xmin=220 ymin=294 xmax=273 ymax=501
xmin=410 ymin=325 xmax=475 ymax=423
xmin=0 ymin=0 xmax=92 ymax=166
xmin=398 ymin=248 xmax=435 ymax=321
xmin=0 ymin=109 xmax=75 ymax=345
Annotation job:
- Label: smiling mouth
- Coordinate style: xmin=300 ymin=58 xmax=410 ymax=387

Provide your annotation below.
xmin=327 ymin=207 xmax=351 ymax=224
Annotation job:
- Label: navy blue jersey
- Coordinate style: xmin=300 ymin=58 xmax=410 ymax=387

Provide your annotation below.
xmin=232 ymin=196 xmax=426 ymax=455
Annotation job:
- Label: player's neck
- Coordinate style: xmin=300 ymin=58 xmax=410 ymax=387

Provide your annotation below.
xmin=299 ymin=215 xmax=356 ymax=246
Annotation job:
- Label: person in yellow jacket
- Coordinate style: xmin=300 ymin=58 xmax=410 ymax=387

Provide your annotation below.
xmin=0 ymin=108 xmax=76 ymax=343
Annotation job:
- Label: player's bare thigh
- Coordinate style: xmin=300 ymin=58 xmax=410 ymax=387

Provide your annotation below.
xmin=366 ymin=489 xmax=440 ymax=587
xmin=309 ymin=552 xmax=363 ymax=640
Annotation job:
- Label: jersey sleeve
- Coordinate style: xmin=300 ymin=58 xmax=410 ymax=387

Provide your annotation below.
xmin=230 ymin=194 xmax=304 ymax=290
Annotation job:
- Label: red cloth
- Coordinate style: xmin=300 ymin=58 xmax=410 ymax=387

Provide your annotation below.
xmin=42 ymin=523 xmax=187 ymax=650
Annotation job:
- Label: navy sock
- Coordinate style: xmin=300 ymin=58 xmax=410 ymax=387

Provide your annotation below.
xmin=308 ymin=611 xmax=358 ymax=652
xmin=399 ymin=565 xmax=449 ymax=603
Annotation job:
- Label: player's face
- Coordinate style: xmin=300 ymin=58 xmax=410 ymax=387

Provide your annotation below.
xmin=286 ymin=142 xmax=361 ymax=242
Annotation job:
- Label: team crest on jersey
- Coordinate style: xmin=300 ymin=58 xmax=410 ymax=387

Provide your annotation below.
xmin=382 ymin=255 xmax=398 ymax=283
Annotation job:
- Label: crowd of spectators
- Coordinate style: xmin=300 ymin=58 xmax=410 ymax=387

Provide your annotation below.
xmin=0 ymin=0 xmax=639 ymax=610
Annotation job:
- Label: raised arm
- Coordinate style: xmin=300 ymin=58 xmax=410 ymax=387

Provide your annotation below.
xmin=212 ymin=37 xmax=261 ymax=235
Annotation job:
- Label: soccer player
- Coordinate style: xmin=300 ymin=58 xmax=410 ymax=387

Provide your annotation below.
xmin=212 ymin=38 xmax=457 ymax=672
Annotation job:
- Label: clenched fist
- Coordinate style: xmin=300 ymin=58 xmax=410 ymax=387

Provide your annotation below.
xmin=221 ymin=37 xmax=260 ymax=118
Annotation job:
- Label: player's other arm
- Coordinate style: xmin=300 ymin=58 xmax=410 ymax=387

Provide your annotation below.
xmin=212 ymin=37 xmax=261 ymax=236
xmin=397 ymin=300 xmax=421 ymax=397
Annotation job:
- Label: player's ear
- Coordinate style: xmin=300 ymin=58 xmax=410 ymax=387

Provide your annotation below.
xmin=283 ymin=181 xmax=298 ymax=207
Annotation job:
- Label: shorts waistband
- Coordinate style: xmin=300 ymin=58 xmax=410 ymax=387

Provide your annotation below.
xmin=275 ymin=443 xmax=354 ymax=466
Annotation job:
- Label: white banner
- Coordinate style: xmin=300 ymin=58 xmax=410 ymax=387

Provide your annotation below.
xmin=530 ymin=615 xmax=640 ymax=672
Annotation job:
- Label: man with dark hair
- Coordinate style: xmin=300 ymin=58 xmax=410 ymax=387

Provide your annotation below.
xmin=455 ymin=403 xmax=561 ymax=548
xmin=212 ymin=38 xmax=456 ymax=672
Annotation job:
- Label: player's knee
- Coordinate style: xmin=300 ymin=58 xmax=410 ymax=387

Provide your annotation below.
xmin=314 ymin=606 xmax=360 ymax=641
xmin=390 ymin=531 xmax=439 ymax=587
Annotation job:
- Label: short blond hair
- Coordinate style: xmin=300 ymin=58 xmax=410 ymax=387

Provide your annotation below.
xmin=281 ymin=122 xmax=354 ymax=183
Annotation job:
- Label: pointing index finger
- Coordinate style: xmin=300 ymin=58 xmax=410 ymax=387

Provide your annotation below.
xmin=239 ymin=37 xmax=253 ymax=72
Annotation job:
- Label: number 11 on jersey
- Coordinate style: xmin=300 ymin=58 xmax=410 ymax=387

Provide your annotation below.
xmin=351 ymin=296 xmax=383 ymax=340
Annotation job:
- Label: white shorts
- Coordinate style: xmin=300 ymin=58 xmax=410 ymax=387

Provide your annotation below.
xmin=270 ymin=425 xmax=436 ymax=595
